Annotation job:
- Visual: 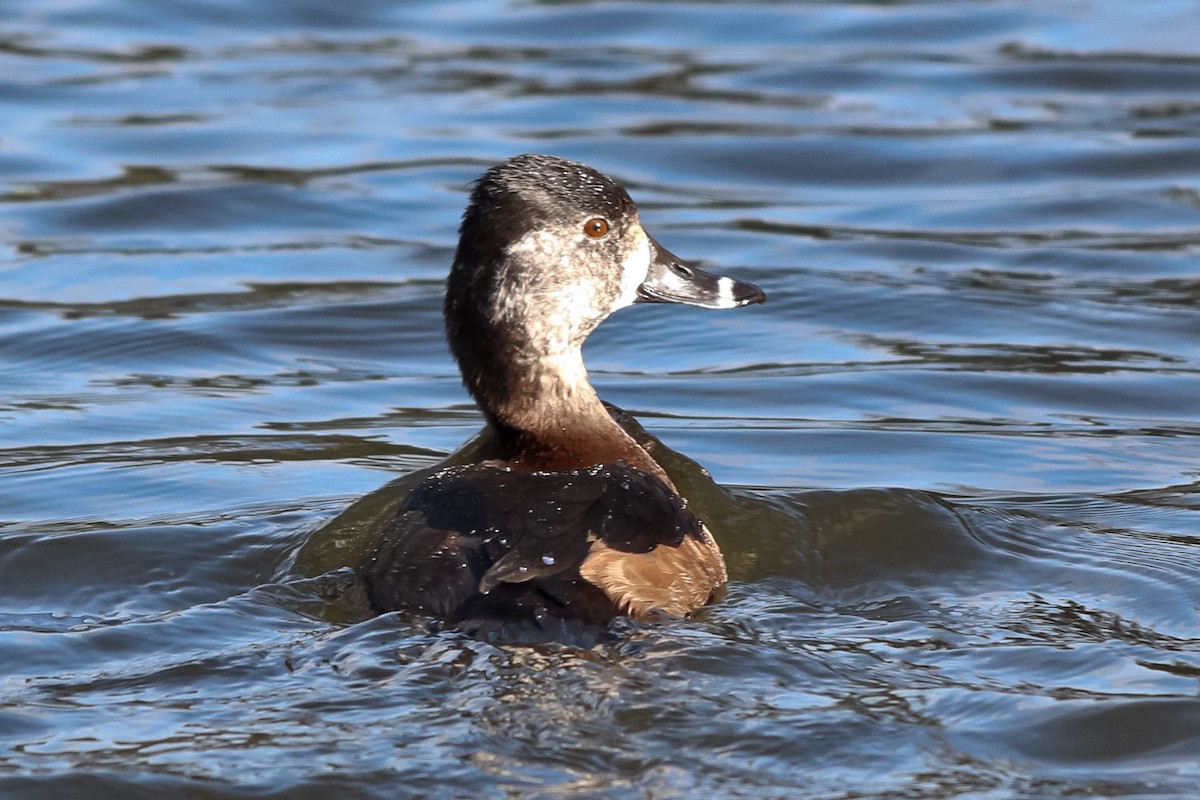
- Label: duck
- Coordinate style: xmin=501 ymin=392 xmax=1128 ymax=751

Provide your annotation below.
xmin=358 ymin=153 xmax=765 ymax=641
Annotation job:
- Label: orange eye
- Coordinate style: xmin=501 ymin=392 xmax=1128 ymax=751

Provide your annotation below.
xmin=583 ymin=217 xmax=610 ymax=238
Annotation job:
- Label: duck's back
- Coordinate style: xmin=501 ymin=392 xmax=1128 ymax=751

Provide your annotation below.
xmin=358 ymin=461 xmax=713 ymax=641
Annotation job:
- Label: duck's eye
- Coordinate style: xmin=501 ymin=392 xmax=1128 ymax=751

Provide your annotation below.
xmin=583 ymin=217 xmax=610 ymax=239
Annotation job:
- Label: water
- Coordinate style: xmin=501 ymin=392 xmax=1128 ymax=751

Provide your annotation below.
xmin=3 ymin=0 xmax=1200 ymax=797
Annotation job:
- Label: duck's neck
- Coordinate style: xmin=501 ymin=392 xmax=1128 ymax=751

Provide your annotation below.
xmin=457 ymin=339 xmax=666 ymax=481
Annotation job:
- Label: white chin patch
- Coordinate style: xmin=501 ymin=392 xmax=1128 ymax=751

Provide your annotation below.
xmin=616 ymin=229 xmax=652 ymax=309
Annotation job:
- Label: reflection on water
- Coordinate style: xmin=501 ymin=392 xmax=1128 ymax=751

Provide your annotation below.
xmin=3 ymin=0 xmax=1200 ymax=797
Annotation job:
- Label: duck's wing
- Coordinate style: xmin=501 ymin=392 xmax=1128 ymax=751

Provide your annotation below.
xmin=357 ymin=461 xmax=708 ymax=638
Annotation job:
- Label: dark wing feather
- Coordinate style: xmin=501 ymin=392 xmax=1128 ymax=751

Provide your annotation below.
xmin=357 ymin=461 xmax=702 ymax=637
xmin=583 ymin=466 xmax=704 ymax=552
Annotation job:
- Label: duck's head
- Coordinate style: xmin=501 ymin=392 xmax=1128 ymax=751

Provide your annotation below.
xmin=445 ymin=154 xmax=765 ymax=413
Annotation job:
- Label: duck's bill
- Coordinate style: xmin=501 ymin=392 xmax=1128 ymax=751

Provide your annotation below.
xmin=636 ymin=236 xmax=766 ymax=309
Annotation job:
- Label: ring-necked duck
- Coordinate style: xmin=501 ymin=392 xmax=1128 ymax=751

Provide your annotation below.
xmin=359 ymin=154 xmax=765 ymax=641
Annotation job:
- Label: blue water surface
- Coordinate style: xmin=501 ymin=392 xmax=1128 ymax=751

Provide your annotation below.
xmin=3 ymin=1 xmax=1200 ymax=797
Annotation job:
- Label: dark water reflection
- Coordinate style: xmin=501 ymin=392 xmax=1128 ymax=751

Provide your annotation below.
xmin=4 ymin=0 xmax=1200 ymax=797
